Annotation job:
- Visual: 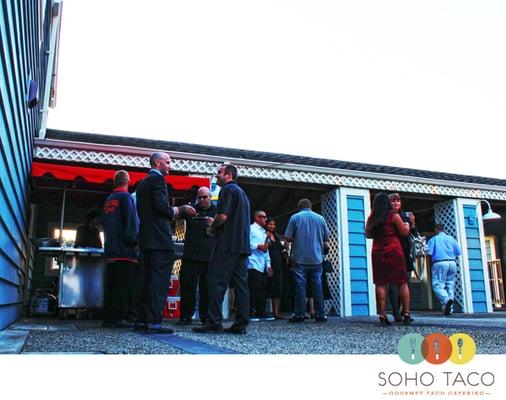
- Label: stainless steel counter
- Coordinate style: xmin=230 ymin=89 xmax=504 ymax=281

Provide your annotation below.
xmin=37 ymin=244 xmax=184 ymax=309
xmin=39 ymin=247 xmax=105 ymax=308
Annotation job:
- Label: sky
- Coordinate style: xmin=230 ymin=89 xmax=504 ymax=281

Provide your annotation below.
xmin=47 ymin=0 xmax=506 ymax=179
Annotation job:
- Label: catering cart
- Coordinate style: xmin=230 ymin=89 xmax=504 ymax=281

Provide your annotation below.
xmin=38 ymin=247 xmax=106 ymax=308
xmin=37 ymin=243 xmax=185 ymax=309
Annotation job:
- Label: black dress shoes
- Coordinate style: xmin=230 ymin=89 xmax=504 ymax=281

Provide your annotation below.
xmin=192 ymin=324 xmax=224 ymax=333
xmin=133 ymin=323 xmax=146 ymax=331
xmin=288 ymin=315 xmax=305 ymax=323
xmin=314 ymin=315 xmax=328 ymax=323
xmin=224 ymin=325 xmax=247 ymax=335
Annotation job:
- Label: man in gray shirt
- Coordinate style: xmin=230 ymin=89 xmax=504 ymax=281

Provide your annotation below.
xmin=285 ymin=198 xmax=329 ymax=323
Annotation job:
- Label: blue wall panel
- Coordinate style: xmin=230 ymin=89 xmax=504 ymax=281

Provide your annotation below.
xmin=1 ymin=0 xmax=51 ymax=330
xmin=463 ymin=205 xmax=488 ymax=313
xmin=347 ymin=195 xmax=369 ymax=316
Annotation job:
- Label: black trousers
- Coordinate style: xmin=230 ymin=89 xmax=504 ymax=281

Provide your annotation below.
xmin=248 ymin=269 xmax=268 ymax=315
xmin=207 ymin=251 xmax=249 ymax=328
xmin=179 ymin=259 xmax=209 ymax=321
xmin=103 ymin=260 xmax=137 ymax=323
xmin=139 ymin=249 xmax=175 ymax=325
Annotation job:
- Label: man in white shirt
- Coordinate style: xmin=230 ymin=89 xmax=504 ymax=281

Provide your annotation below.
xmin=247 ymin=210 xmax=273 ymax=321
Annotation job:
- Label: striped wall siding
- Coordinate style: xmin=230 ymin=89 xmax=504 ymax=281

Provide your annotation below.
xmin=0 ymin=0 xmax=52 ymax=330
xmin=346 ymin=195 xmax=370 ymax=316
xmin=462 ymin=205 xmax=488 ymax=312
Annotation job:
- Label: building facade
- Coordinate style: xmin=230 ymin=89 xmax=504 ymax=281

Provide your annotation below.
xmin=0 ymin=0 xmax=62 ymax=329
xmin=32 ymin=129 xmax=506 ymax=318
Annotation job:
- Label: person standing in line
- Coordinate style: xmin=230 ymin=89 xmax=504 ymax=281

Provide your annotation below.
xmin=101 ymin=170 xmax=139 ymax=327
xmin=265 ymin=217 xmax=285 ymax=319
xmin=284 ymin=198 xmax=329 ymax=323
xmin=193 ymin=164 xmax=251 ymax=334
xmin=366 ymin=193 xmax=411 ymax=326
xmin=427 ymin=224 xmax=462 ymax=315
xmin=247 ymin=210 xmax=273 ymax=321
xmin=135 ymin=152 xmax=195 ymax=334
xmin=177 ymin=186 xmax=216 ymax=326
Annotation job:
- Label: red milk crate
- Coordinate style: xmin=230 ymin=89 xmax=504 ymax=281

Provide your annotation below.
xmin=162 ymin=296 xmax=181 ymax=319
xmin=168 ymin=275 xmax=180 ymax=296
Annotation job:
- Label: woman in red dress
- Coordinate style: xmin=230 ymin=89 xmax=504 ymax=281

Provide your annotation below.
xmin=366 ymin=193 xmax=411 ymax=326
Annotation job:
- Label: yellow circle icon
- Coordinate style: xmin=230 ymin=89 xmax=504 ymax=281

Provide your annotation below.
xmin=449 ymin=333 xmax=476 ymax=364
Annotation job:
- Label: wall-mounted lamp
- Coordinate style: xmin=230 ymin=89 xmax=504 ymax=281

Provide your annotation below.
xmin=480 ymin=200 xmax=501 ymax=221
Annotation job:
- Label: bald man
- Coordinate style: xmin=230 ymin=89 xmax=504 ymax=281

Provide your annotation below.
xmin=135 ymin=152 xmax=195 ymax=333
xmin=177 ymin=187 xmax=216 ymax=325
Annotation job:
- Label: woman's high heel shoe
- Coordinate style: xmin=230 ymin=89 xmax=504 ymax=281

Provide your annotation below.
xmin=402 ymin=312 xmax=412 ymax=325
xmin=379 ymin=315 xmax=391 ymax=327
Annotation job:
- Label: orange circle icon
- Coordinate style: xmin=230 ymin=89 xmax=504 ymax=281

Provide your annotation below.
xmin=421 ymin=333 xmax=452 ymax=364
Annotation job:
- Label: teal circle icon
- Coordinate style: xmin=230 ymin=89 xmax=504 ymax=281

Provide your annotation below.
xmin=398 ymin=333 xmax=425 ymax=364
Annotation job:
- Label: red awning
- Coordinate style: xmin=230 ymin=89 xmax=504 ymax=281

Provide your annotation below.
xmin=31 ymin=161 xmax=209 ymax=190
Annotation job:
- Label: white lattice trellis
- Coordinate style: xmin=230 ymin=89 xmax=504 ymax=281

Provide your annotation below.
xmin=321 ymin=189 xmax=341 ymax=316
xmin=433 ymin=200 xmax=465 ymax=312
xmin=34 ymin=144 xmax=506 ymax=200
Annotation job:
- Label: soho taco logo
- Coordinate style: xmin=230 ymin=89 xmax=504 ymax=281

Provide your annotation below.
xmin=377 ymin=332 xmax=496 ymax=397
xmin=397 ymin=333 xmax=476 ymax=365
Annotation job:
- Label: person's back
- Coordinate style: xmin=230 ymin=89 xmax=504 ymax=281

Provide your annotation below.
xmin=284 ymin=198 xmax=329 ymax=323
xmin=427 ymin=231 xmax=461 ymax=261
xmin=102 ymin=190 xmax=139 ymax=261
xmin=427 ymin=224 xmax=461 ymax=315
xmin=286 ymin=208 xmax=328 ymax=265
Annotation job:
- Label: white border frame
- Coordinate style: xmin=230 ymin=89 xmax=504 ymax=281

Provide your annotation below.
xmin=339 ymin=187 xmax=375 ymax=317
xmin=455 ymin=198 xmax=494 ymax=313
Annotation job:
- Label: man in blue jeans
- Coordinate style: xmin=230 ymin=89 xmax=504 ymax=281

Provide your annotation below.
xmin=285 ymin=198 xmax=329 ymax=323
xmin=427 ymin=224 xmax=462 ymax=315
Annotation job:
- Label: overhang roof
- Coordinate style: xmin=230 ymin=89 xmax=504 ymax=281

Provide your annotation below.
xmin=45 ymin=129 xmax=506 ymax=188
xmin=32 ymin=161 xmax=209 ymax=189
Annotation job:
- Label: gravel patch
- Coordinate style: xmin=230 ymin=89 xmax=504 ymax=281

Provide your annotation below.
xmin=171 ymin=317 xmax=506 ymax=355
xmin=22 ymin=324 xmax=185 ymax=354
xmin=14 ymin=315 xmax=506 ymax=355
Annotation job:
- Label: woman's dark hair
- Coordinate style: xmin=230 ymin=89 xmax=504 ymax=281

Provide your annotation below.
xmin=368 ymin=193 xmax=392 ymax=237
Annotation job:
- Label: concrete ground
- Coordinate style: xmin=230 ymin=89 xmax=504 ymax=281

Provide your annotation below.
xmin=1 ymin=312 xmax=505 ymax=355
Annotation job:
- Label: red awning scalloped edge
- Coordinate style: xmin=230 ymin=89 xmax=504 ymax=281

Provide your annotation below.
xmin=31 ymin=161 xmax=210 ymax=190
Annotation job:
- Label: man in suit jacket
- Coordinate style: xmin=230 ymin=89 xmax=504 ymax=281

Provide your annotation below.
xmin=135 ymin=152 xmax=195 ymax=333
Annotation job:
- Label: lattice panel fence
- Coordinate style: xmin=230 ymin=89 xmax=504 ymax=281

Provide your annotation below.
xmin=321 ymin=189 xmax=341 ymax=316
xmin=433 ymin=200 xmax=464 ymax=312
xmin=171 ymin=218 xmax=186 ymax=276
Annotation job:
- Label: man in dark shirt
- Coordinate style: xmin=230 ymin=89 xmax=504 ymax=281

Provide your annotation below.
xmin=75 ymin=211 xmax=102 ymax=248
xmin=177 ymin=186 xmax=216 ymax=325
xmin=101 ymin=170 xmax=139 ymax=327
xmin=193 ymin=164 xmax=251 ymax=334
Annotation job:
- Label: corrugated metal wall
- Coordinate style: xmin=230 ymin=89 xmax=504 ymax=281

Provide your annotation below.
xmin=0 ymin=0 xmax=52 ymax=330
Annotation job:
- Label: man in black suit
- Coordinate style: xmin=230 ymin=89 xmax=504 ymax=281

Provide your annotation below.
xmin=135 ymin=152 xmax=195 ymax=333
xmin=193 ymin=164 xmax=251 ymax=334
